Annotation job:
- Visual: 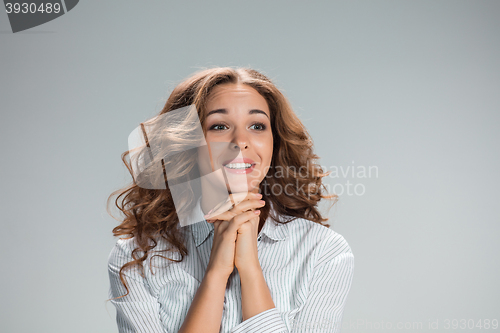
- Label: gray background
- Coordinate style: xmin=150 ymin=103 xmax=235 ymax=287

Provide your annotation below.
xmin=1 ymin=1 xmax=499 ymax=332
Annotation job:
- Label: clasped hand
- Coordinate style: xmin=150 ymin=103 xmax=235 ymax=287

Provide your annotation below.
xmin=204 ymin=190 xmax=265 ymax=278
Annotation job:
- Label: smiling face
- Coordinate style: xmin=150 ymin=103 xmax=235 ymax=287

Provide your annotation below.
xmin=199 ymin=83 xmax=274 ymax=194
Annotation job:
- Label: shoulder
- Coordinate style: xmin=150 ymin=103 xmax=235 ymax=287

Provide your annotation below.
xmin=283 ymin=217 xmax=354 ymax=262
xmin=107 ymin=237 xmax=152 ymax=276
xmin=108 ymin=236 xmax=173 ymax=261
xmin=107 ymin=238 xmax=138 ymax=270
xmin=108 ymin=237 xmax=137 ymax=259
xmin=107 ymin=236 xmax=181 ymax=277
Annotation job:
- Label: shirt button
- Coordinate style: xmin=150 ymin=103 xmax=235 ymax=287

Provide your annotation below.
xmin=257 ymin=236 xmax=262 ymax=241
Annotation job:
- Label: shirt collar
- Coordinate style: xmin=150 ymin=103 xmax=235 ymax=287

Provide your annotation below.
xmin=189 ymin=198 xmax=289 ymax=247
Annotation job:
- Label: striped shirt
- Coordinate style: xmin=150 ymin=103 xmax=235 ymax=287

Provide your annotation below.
xmin=108 ymin=198 xmax=355 ymax=333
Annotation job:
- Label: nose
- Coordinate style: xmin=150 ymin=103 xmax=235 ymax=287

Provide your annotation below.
xmin=231 ymin=128 xmax=248 ymax=150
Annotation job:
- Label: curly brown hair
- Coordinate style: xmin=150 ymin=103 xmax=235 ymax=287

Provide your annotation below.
xmin=107 ymin=66 xmax=337 ymax=300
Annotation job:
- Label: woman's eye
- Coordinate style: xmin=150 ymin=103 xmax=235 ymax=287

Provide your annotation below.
xmin=209 ymin=123 xmax=228 ymax=131
xmin=208 ymin=122 xmax=267 ymax=131
xmin=250 ymin=123 xmax=267 ymax=130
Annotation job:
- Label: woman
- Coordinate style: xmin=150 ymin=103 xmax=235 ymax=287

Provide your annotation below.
xmin=107 ymin=67 xmax=354 ymax=333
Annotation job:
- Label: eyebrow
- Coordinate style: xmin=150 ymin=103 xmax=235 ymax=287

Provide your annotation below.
xmin=206 ymin=108 xmax=270 ymax=119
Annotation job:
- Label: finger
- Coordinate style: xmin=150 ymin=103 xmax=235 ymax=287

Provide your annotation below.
xmin=232 ymin=198 xmax=266 ymax=213
xmin=212 ymin=220 xmax=223 ymax=233
xmin=225 ymin=210 xmax=261 ymax=234
xmin=228 ymin=191 xmax=253 ymax=205
xmin=204 ymin=192 xmax=262 ymax=220
xmin=209 ymin=197 xmax=235 ymax=218
xmin=206 ymin=200 xmax=264 ymax=222
xmin=211 ymin=199 xmax=265 ymax=221
xmin=203 ymin=196 xmax=235 ymax=220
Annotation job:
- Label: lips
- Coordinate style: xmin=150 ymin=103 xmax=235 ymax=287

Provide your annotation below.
xmin=222 ymin=157 xmax=256 ymax=166
xmin=222 ymin=157 xmax=256 ymax=174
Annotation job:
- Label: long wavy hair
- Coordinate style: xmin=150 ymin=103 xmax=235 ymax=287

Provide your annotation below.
xmin=107 ymin=67 xmax=337 ymax=300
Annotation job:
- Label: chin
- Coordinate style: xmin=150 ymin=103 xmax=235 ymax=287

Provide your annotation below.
xmin=227 ymin=179 xmax=260 ymax=194
xmin=227 ymin=183 xmax=251 ymax=194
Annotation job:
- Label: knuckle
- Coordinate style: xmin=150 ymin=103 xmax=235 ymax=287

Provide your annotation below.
xmin=234 ymin=211 xmax=253 ymax=224
xmin=248 ymin=210 xmax=259 ymax=217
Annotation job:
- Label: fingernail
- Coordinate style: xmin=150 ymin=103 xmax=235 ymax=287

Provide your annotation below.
xmin=259 ymin=200 xmax=265 ymax=204
xmin=254 ymin=210 xmax=261 ymax=215
xmin=254 ymin=193 xmax=262 ymax=198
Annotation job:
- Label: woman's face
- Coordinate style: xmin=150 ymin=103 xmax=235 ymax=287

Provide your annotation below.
xmin=199 ymin=83 xmax=273 ymax=194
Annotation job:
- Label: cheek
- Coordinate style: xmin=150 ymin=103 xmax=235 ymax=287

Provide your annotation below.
xmin=254 ymin=134 xmax=273 ymax=162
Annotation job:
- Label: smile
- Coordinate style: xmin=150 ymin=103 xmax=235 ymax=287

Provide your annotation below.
xmin=224 ymin=163 xmax=253 ymax=169
xmin=222 ymin=158 xmax=256 ymax=174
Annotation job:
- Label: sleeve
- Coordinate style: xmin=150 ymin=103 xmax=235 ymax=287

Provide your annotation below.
xmin=230 ymin=233 xmax=355 ymax=333
xmin=108 ymin=239 xmax=167 ymax=333
xmin=290 ymin=249 xmax=354 ymax=333
xmin=231 ymin=307 xmax=288 ymax=333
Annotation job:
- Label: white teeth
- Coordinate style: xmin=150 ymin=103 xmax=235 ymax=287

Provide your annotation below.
xmin=224 ymin=163 xmax=252 ymax=169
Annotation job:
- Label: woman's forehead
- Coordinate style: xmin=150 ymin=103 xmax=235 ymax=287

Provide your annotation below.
xmin=205 ymin=83 xmax=270 ymax=116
